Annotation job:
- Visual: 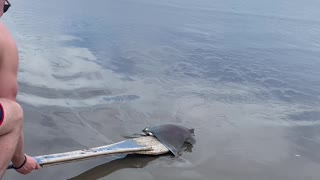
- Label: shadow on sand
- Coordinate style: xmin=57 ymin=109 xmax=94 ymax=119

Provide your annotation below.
xmin=67 ymin=154 xmax=163 ymax=180
xmin=68 ymin=144 xmax=194 ymax=180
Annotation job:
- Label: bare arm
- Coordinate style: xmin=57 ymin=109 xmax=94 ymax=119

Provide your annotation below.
xmin=0 ymin=22 xmax=33 ymax=170
xmin=0 ymin=23 xmax=18 ymax=101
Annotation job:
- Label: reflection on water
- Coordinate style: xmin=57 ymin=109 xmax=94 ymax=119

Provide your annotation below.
xmin=3 ymin=0 xmax=320 ymax=179
xmin=289 ymin=125 xmax=320 ymax=164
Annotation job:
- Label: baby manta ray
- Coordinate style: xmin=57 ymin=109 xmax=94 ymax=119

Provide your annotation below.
xmin=142 ymin=124 xmax=196 ymax=157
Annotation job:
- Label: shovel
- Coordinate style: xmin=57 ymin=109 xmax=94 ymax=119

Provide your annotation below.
xmin=8 ymin=124 xmax=195 ymax=169
xmin=8 ymin=136 xmax=169 ymax=168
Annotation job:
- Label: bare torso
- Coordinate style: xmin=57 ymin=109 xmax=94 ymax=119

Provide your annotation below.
xmin=0 ymin=21 xmax=19 ymax=101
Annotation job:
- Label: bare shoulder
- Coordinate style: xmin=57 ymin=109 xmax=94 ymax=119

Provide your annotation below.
xmin=0 ymin=22 xmax=10 ymax=36
xmin=0 ymin=22 xmax=18 ymax=62
xmin=0 ymin=22 xmax=16 ymax=48
xmin=0 ymin=22 xmax=19 ymax=100
xmin=0 ymin=22 xmax=9 ymax=43
xmin=0 ymin=22 xmax=4 ymax=55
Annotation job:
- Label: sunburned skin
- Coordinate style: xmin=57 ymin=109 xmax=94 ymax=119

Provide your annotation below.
xmin=0 ymin=2 xmax=41 ymax=177
xmin=0 ymin=22 xmax=19 ymax=101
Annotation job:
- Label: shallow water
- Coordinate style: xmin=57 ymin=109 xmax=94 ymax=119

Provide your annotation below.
xmin=3 ymin=0 xmax=320 ymax=179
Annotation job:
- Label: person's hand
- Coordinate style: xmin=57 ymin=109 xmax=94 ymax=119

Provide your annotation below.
xmin=13 ymin=154 xmax=41 ymax=175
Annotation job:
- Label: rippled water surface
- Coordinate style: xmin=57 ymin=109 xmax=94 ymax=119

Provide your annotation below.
xmin=3 ymin=0 xmax=320 ymax=179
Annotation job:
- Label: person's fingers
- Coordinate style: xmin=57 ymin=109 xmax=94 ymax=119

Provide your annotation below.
xmin=15 ymin=155 xmax=40 ymax=174
xmin=32 ymin=157 xmax=41 ymax=169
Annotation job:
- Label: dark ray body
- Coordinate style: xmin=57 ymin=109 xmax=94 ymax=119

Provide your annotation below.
xmin=142 ymin=124 xmax=196 ymax=156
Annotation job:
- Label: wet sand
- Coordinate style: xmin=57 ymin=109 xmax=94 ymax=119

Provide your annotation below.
xmin=4 ymin=101 xmax=320 ymax=180
xmin=3 ymin=0 xmax=320 ymax=179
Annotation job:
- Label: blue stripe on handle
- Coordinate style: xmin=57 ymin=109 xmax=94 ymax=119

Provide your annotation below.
xmin=8 ymin=139 xmax=146 ymax=169
xmin=34 ymin=139 xmax=145 ymax=164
